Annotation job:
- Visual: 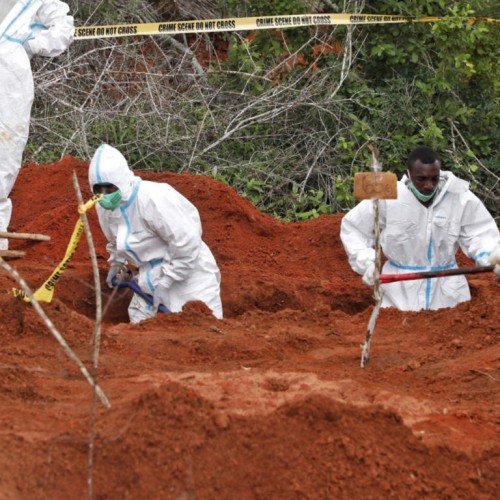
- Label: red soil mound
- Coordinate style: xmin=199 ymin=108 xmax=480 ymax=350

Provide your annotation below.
xmin=0 ymin=157 xmax=498 ymax=499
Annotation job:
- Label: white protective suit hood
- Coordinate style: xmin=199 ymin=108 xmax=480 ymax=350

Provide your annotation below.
xmin=89 ymin=144 xmax=138 ymax=201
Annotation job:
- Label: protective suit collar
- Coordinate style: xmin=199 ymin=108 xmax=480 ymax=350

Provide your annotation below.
xmin=89 ymin=144 xmax=138 ymax=202
xmin=402 ymin=170 xmax=468 ymax=204
xmin=439 ymin=170 xmax=469 ymax=194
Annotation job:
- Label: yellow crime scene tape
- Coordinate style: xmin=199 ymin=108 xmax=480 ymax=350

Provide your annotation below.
xmin=74 ymin=13 xmax=499 ymax=40
xmin=13 ymin=195 xmax=102 ymax=303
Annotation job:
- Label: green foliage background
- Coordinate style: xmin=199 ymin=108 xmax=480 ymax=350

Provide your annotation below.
xmin=28 ymin=0 xmax=499 ymax=221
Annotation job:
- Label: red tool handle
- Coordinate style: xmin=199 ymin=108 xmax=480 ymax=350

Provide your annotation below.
xmin=379 ymin=265 xmax=494 ymax=284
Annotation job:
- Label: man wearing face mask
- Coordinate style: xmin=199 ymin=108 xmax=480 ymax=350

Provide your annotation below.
xmin=89 ymin=144 xmax=223 ymax=322
xmin=340 ymin=145 xmax=500 ymax=311
xmin=0 ymin=0 xmax=74 ymax=250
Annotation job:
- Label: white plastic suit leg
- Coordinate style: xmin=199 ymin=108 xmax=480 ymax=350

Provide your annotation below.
xmin=0 ymin=1 xmax=73 ymax=250
xmin=127 ymin=268 xmax=223 ymax=323
xmin=0 ymin=44 xmax=33 ymax=249
xmin=128 ymin=294 xmax=156 ymax=324
xmin=165 ymin=266 xmax=223 ymax=319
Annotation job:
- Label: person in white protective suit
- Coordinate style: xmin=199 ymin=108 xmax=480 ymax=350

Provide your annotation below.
xmin=340 ymin=146 xmax=500 ymax=311
xmin=89 ymin=144 xmax=223 ymax=323
xmin=0 ymin=0 xmax=73 ymax=250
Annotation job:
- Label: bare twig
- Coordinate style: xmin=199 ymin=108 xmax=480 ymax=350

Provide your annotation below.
xmin=469 ymin=369 xmax=499 ymax=383
xmin=71 ymin=171 xmax=105 ymax=500
xmin=0 ymin=363 xmax=48 ymax=373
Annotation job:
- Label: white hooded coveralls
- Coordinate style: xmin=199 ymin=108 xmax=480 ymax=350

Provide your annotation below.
xmin=0 ymin=0 xmax=73 ymax=248
xmin=89 ymin=144 xmax=223 ymax=322
xmin=340 ymin=171 xmax=500 ymax=311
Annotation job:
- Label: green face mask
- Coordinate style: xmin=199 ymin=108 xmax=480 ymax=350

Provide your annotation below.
xmin=407 ymin=181 xmax=439 ymax=202
xmin=98 ymin=190 xmax=122 ymax=210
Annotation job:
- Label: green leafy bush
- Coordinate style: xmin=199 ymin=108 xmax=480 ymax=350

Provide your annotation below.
xmin=28 ymin=0 xmax=499 ymax=222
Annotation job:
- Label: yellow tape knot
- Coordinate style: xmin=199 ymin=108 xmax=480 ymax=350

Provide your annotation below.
xmin=78 ymin=194 xmax=103 ymax=214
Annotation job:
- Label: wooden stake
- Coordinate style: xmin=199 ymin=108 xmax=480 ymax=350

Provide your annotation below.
xmin=0 ymin=231 xmax=50 ymax=241
xmin=0 ymin=250 xmax=26 ymax=259
xmin=360 ymin=145 xmax=386 ymax=368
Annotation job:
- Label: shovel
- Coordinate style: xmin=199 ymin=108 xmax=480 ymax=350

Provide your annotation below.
xmin=111 ymin=272 xmax=170 ymax=313
xmin=379 ymin=265 xmax=495 ymax=284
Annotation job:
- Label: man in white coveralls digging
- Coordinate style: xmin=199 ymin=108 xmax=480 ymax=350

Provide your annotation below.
xmin=89 ymin=144 xmax=223 ymax=323
xmin=0 ymin=0 xmax=73 ymax=250
xmin=340 ymin=146 xmax=500 ymax=311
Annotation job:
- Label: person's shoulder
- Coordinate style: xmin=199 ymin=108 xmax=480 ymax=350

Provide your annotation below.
xmin=344 ymin=198 xmax=372 ymax=213
xmin=441 ymin=171 xmax=470 ymax=194
xmin=440 ymin=172 xmax=489 ymax=209
xmin=138 ymin=179 xmax=186 ymax=205
xmin=140 ymin=179 xmax=175 ymax=191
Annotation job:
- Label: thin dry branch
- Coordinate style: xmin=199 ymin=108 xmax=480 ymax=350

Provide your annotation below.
xmin=72 ymin=171 xmax=104 ymax=500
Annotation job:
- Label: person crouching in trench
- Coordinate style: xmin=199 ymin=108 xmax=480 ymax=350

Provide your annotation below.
xmin=88 ymin=144 xmax=223 ymax=322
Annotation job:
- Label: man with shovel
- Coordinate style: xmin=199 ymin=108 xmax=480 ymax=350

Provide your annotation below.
xmin=89 ymin=144 xmax=223 ymax=322
xmin=0 ymin=0 xmax=74 ymax=250
xmin=340 ymin=145 xmax=500 ymax=311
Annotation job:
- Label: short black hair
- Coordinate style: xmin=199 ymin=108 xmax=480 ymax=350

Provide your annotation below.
xmin=406 ymin=146 xmax=440 ymax=170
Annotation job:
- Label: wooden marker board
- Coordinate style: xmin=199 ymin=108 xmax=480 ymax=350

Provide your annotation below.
xmin=354 ymin=172 xmax=398 ymax=200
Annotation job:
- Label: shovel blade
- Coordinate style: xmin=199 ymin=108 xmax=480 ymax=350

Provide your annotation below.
xmin=354 ymin=172 xmax=398 ymax=200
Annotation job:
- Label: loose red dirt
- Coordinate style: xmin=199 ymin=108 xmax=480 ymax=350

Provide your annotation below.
xmin=0 ymin=157 xmax=498 ymax=499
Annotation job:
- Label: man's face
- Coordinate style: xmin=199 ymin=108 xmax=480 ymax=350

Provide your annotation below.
xmin=408 ymin=160 xmax=440 ymax=195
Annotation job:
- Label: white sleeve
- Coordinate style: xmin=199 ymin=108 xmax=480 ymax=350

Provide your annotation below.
xmin=97 ymin=208 xmax=128 ymax=267
xmin=145 ymin=193 xmax=202 ymax=286
xmin=458 ymin=193 xmax=500 ymax=263
xmin=24 ymin=0 xmax=74 ymax=58
xmin=340 ymin=200 xmax=378 ymax=275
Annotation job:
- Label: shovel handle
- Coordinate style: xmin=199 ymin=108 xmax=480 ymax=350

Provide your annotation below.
xmin=111 ymin=275 xmax=170 ymax=313
xmin=380 ymin=265 xmax=495 ymax=284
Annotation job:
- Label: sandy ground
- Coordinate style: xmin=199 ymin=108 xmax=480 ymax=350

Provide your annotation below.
xmin=0 ymin=157 xmax=498 ymax=499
